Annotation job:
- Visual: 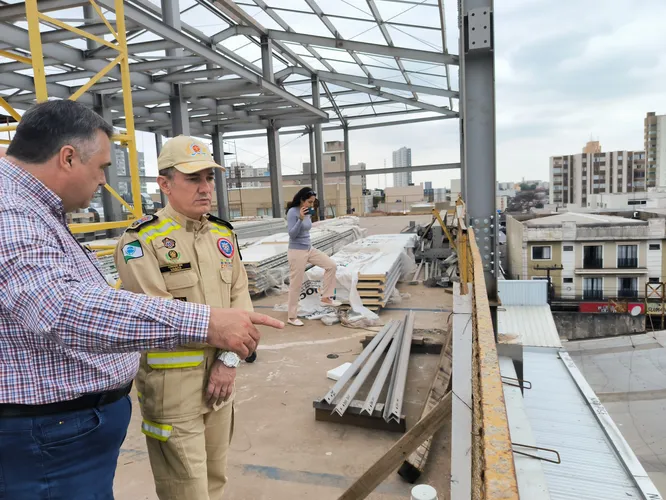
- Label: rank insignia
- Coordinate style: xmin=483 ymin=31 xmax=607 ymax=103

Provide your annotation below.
xmin=217 ymin=238 xmax=234 ymax=258
xmin=162 ymin=237 xmax=176 ymax=249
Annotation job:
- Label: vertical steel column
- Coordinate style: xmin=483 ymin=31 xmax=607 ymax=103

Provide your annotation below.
xmin=211 ymin=128 xmax=230 ymax=220
xmin=94 ymin=95 xmax=122 ymax=230
xmin=308 ymin=126 xmax=317 ymax=188
xmin=161 ymin=0 xmax=189 ymax=136
xmin=261 ymin=35 xmax=285 ymax=218
xmin=343 ymin=125 xmax=352 ymax=214
xmin=155 ymin=134 xmax=167 ymax=208
xmin=460 ymin=0 xmax=497 ymax=296
xmin=25 ymin=0 xmax=47 ymax=102
xmin=311 ymin=76 xmax=326 ymax=219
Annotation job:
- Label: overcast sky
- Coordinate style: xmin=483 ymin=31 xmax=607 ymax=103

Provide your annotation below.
xmin=136 ymin=0 xmax=666 ymax=192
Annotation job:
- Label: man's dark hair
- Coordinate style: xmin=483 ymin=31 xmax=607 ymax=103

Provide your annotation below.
xmin=159 ymin=167 xmax=176 ymax=180
xmin=6 ymin=100 xmax=114 ymax=164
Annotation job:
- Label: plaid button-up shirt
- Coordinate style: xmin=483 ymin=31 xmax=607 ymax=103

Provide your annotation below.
xmin=0 ymin=158 xmax=210 ymax=404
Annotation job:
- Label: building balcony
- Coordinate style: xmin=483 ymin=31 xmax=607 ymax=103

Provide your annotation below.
xmin=575 ymin=267 xmax=648 ymax=275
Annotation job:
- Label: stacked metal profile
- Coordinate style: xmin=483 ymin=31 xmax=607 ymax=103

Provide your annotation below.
xmin=320 ymin=311 xmax=415 ymax=424
xmin=232 ymin=218 xmax=287 ymax=247
xmin=242 ymin=226 xmax=363 ymax=295
xmin=357 ymin=258 xmax=404 ymax=311
xmin=95 ymin=254 xmax=119 ymax=286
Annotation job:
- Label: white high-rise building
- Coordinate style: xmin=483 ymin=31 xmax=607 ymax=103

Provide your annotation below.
xmin=646 ymin=112 xmax=666 ymax=187
xmin=392 ymin=147 xmax=412 ymax=187
xmin=549 ymin=143 xmax=646 ymax=208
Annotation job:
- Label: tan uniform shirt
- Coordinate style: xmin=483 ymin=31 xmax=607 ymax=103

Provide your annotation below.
xmin=114 ymin=205 xmax=252 ymax=421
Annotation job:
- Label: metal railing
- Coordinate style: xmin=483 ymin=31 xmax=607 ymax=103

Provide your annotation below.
xmin=617 ymin=258 xmax=638 ymax=269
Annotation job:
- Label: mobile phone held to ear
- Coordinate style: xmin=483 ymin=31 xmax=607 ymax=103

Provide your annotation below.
xmin=308 ymin=207 xmax=316 ymax=216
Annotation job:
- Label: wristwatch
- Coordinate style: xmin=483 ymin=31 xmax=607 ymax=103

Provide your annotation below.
xmin=217 ymin=351 xmax=241 ymax=368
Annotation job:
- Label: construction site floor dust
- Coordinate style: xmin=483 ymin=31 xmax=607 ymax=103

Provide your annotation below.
xmin=114 ymin=215 xmax=453 ymax=499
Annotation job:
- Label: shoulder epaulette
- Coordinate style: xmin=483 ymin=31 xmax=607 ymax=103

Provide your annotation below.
xmin=126 ymin=214 xmax=159 ymax=232
xmin=207 ymin=213 xmax=234 ymax=230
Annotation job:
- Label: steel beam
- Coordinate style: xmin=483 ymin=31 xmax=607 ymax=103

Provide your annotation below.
xmin=328 ymin=80 xmax=455 ymax=116
xmin=343 ymin=125 xmax=352 ymax=214
xmin=93 ymin=95 xmax=122 ymax=233
xmin=308 ymin=127 xmax=316 ymax=188
xmin=237 ymin=162 xmax=460 ymax=183
xmin=384 ymin=311 xmax=414 ymax=423
xmin=211 ymin=129 xmax=230 ymax=220
xmin=0 ymin=0 xmax=88 ymax=21
xmin=96 ymin=0 xmax=327 ymax=122
xmin=460 ymin=0 xmax=497 ymax=296
xmin=155 ymin=135 xmax=167 ymax=208
xmin=264 ymin=30 xmax=458 ymax=65
xmin=260 ymin=35 xmax=285 ymax=218
xmin=311 ymin=76 xmax=326 ymax=220
xmin=90 ymin=40 xmax=178 ymax=58
xmin=161 ymin=0 xmax=189 ymax=137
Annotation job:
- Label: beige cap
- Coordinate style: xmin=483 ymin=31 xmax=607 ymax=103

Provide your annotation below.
xmin=157 ymin=135 xmax=224 ymax=173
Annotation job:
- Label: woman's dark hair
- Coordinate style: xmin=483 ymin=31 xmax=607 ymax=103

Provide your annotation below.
xmin=286 ymin=187 xmax=316 ymax=214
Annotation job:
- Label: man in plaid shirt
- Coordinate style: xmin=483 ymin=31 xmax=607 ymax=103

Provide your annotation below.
xmin=0 ymin=100 xmax=283 ymax=499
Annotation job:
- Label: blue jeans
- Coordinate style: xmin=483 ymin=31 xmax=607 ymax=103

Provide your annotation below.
xmin=0 ymin=395 xmax=132 ymax=500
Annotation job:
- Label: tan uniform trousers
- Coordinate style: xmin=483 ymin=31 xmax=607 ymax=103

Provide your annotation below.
xmin=287 ymin=247 xmax=337 ymax=319
xmin=146 ymin=402 xmax=234 ymax=500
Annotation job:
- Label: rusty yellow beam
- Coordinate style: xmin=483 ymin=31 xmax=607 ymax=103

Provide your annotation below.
xmin=69 ymin=219 xmax=130 ymax=233
xmin=38 ymin=12 xmax=119 ymax=51
xmin=0 ymin=139 xmax=11 ymax=145
xmin=103 ymin=183 xmax=135 ymax=213
xmin=69 ymin=53 xmax=122 ymax=101
xmin=25 ymin=0 xmax=48 ymax=102
xmin=0 ymin=96 xmax=21 ymax=121
xmin=88 ymin=0 xmax=119 ymax=39
xmin=469 ymin=228 xmax=519 ymax=500
xmin=93 ymin=249 xmax=115 ymax=257
xmin=0 ymin=50 xmax=32 ymax=65
xmin=432 ymin=208 xmax=456 ymax=249
xmin=0 ymin=124 xmax=18 ymax=133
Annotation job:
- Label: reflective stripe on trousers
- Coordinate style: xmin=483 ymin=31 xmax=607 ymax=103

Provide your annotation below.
xmin=146 ymin=351 xmax=205 ymax=369
xmin=142 ymin=420 xmax=173 ymax=442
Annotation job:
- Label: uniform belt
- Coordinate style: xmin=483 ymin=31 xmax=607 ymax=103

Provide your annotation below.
xmin=0 ymin=382 xmax=133 ymax=418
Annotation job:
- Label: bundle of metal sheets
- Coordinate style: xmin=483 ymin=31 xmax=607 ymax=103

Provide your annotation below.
xmin=232 ymin=218 xmax=288 ymax=247
xmin=242 ymin=223 xmax=365 ymax=295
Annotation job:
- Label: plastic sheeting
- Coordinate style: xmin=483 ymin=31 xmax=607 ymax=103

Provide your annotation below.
xmin=305 ymin=234 xmax=418 ymax=319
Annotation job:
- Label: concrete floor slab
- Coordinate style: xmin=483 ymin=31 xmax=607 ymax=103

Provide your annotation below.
xmin=114 ymin=216 xmax=453 ymax=500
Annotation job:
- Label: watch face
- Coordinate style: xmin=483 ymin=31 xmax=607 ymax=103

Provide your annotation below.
xmin=224 ymin=352 xmax=241 ymax=367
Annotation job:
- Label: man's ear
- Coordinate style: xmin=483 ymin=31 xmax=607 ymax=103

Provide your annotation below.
xmin=59 ymin=145 xmax=75 ymax=170
xmin=157 ymin=175 xmax=170 ymax=195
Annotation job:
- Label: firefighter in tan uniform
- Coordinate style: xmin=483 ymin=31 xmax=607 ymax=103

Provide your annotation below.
xmin=114 ymin=135 xmax=252 ymax=500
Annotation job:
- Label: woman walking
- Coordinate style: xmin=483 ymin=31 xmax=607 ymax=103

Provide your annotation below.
xmin=286 ymin=187 xmax=340 ymax=326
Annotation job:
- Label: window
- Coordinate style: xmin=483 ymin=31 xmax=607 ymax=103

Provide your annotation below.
xmin=583 ymin=245 xmax=603 ymax=269
xmin=649 ymin=277 xmax=660 ymax=284
xmin=532 ymin=246 xmax=551 ymax=260
xmin=563 ymin=245 xmax=574 ymax=252
xmin=330 ymin=156 xmax=336 ymax=161
xmin=617 ymin=245 xmax=638 ymax=268
xmin=650 ymin=243 xmax=661 ymax=250
xmin=618 ymin=277 xmax=638 ymax=299
xmin=563 ymin=277 xmax=574 ymax=284
xmin=583 ymin=277 xmax=603 ymax=300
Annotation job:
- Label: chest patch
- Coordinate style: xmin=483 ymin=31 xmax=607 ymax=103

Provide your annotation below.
xmin=162 ymin=237 xmax=176 ymax=249
xmin=217 ymin=238 xmax=234 ymax=258
xmin=166 ymin=249 xmax=181 ymax=262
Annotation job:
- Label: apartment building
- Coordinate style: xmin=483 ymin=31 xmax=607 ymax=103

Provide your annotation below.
xmin=550 ymin=142 xmax=647 ymax=207
xmin=392 ymin=147 xmax=412 ymax=187
xmin=506 ymin=212 xmax=666 ymax=301
xmin=645 ymin=112 xmax=666 ymax=186
xmin=226 ymin=162 xmax=268 ymax=188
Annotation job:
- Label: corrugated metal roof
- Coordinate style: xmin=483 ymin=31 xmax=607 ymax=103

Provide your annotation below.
xmin=520 ymin=347 xmax=644 ymax=500
xmin=498 ymin=305 xmax=561 ymax=348
xmin=498 ymin=280 xmax=548 ymax=306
